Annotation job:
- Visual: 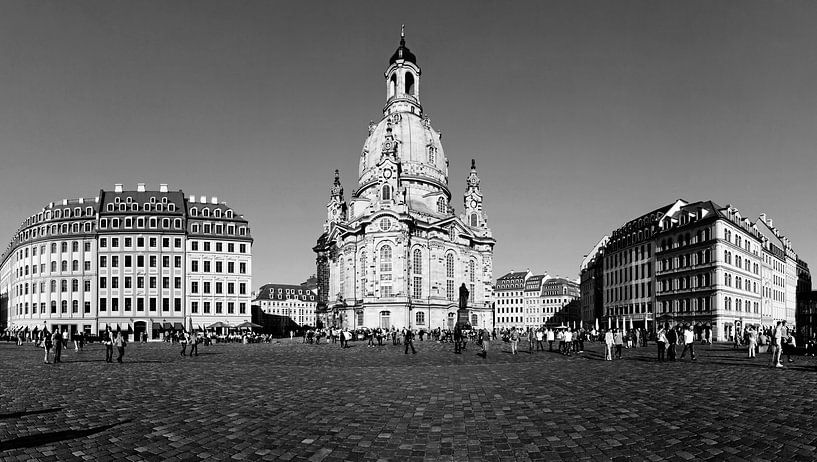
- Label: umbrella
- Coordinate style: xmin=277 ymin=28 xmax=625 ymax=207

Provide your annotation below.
xmin=207 ymin=321 xmax=231 ymax=329
xmin=607 ymin=317 xmax=611 ymax=329
xmin=644 ymin=316 xmax=648 ymax=330
xmin=234 ymin=321 xmax=262 ymax=329
xmin=629 ymin=316 xmax=634 ymax=330
xmin=595 ymin=318 xmax=599 ymax=331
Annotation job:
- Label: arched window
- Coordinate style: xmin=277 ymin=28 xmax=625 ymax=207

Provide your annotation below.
xmin=61 ymin=300 xmax=67 ymax=313
xmin=389 ymin=74 xmax=397 ymax=98
xmin=470 ymin=213 xmax=478 ymax=227
xmin=381 ymin=185 xmax=391 ymax=201
xmin=437 ymin=197 xmax=446 ymax=214
xmin=469 ymin=260 xmax=476 ymax=282
xmin=405 ymin=72 xmax=415 ymax=95
xmin=72 ymin=300 xmax=78 ymax=313
xmin=413 ymin=249 xmax=422 ymax=275
xmin=446 ymin=253 xmax=455 ymax=301
xmin=380 ymin=245 xmax=393 ymax=297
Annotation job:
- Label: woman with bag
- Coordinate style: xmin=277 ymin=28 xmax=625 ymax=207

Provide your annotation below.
xmin=42 ymin=329 xmax=52 ymax=364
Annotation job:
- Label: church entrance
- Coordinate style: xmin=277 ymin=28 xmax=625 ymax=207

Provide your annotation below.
xmin=447 ymin=312 xmax=455 ymax=330
xmin=380 ymin=311 xmax=390 ymax=330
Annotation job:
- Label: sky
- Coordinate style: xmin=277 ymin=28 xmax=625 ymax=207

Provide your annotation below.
xmin=1 ymin=0 xmax=816 ymax=288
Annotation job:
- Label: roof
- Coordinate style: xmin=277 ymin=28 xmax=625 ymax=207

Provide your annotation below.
xmin=253 ymin=283 xmax=317 ymax=302
xmin=99 ymin=189 xmax=186 ymax=216
xmin=524 ymin=275 xmax=546 ymax=291
xmin=389 ymin=35 xmax=417 ymax=65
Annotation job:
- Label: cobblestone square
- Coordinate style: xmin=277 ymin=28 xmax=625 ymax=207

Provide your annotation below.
xmin=1 ymin=339 xmax=816 ymax=461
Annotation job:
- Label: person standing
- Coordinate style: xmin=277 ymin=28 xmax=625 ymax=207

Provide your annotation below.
xmin=52 ymin=329 xmax=63 ymax=364
xmin=103 ymin=328 xmax=114 ymax=363
xmin=680 ymin=325 xmax=696 ymax=360
xmin=114 ymin=331 xmax=126 ymax=363
xmin=189 ymin=331 xmax=198 ymax=357
xmin=546 ymin=328 xmax=554 ymax=352
xmin=563 ymin=329 xmax=573 ymax=356
xmin=656 ymin=324 xmax=668 ymax=362
xmin=604 ymin=329 xmax=614 ymax=361
xmin=535 ymin=329 xmax=544 ymax=352
xmin=527 ymin=328 xmax=535 ymax=354
xmin=771 ymin=321 xmax=784 ymax=368
xmin=747 ymin=327 xmax=757 ymax=358
xmin=480 ymin=329 xmax=490 ymax=358
xmin=613 ymin=329 xmax=624 ymax=359
xmin=42 ymin=329 xmax=53 ymax=364
xmin=453 ymin=323 xmax=463 ymax=354
xmin=509 ymin=328 xmax=519 ymax=355
xmin=404 ymin=328 xmax=416 ymax=354
xmin=666 ymin=326 xmax=678 ymax=361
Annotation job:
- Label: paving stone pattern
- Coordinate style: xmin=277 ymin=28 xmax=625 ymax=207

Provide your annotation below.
xmin=1 ymin=338 xmax=816 ymax=461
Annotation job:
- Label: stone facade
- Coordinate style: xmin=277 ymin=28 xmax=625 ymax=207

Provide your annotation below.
xmin=314 ymin=31 xmax=495 ymax=331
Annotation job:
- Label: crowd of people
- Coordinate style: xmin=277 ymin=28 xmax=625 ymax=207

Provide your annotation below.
xmin=5 ymin=321 xmax=817 ymax=368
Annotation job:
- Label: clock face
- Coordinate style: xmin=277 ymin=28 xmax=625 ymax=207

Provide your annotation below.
xmin=383 ymin=169 xmax=392 ymax=179
xmin=470 ymin=200 xmax=477 ymax=208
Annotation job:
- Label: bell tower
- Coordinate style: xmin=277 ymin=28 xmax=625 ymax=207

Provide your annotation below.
xmin=325 ymin=169 xmax=347 ymax=230
xmin=464 ymin=159 xmax=485 ymax=228
xmin=384 ymin=26 xmax=422 ymax=117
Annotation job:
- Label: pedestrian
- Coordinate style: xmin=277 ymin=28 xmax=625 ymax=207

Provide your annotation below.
xmin=604 ymin=329 xmax=613 ymax=361
xmin=42 ymin=329 xmax=53 ymax=364
xmin=189 ymin=331 xmax=199 ymax=357
xmin=563 ymin=329 xmax=573 ymax=356
xmin=747 ymin=327 xmax=757 ymax=358
xmin=771 ymin=321 xmax=784 ymax=368
xmin=666 ymin=325 xmax=678 ymax=361
xmin=613 ymin=329 xmax=624 ymax=359
xmin=527 ymin=328 xmax=534 ymax=354
xmin=680 ymin=325 xmax=696 ymax=360
xmin=180 ymin=331 xmax=188 ymax=356
xmin=404 ymin=328 xmax=416 ymax=354
xmin=114 ymin=331 xmax=126 ymax=363
xmin=73 ymin=332 xmax=81 ymax=351
xmin=785 ymin=332 xmax=796 ymax=363
xmin=454 ymin=323 xmax=463 ymax=354
xmin=509 ymin=327 xmax=519 ymax=355
xmin=656 ymin=324 xmax=668 ymax=362
xmin=103 ymin=328 xmax=114 ymax=363
xmin=52 ymin=329 xmax=63 ymax=363
xmin=546 ymin=328 xmax=554 ymax=352
xmin=481 ymin=328 xmax=491 ymax=358
xmin=535 ymin=329 xmax=544 ymax=351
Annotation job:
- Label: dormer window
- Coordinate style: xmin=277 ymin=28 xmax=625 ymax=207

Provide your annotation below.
xmin=106 ymin=204 xmax=113 ymax=212
xmin=214 ymin=209 xmax=222 ymax=218
xmin=190 ymin=207 xmax=197 ymax=216
xmin=226 ymin=210 xmax=233 ymax=219
xmin=202 ymin=208 xmax=209 ymax=217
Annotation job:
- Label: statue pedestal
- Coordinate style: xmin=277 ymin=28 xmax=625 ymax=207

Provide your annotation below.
xmin=456 ymin=308 xmax=470 ymax=328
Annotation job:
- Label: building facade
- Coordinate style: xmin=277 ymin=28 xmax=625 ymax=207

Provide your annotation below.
xmin=583 ymin=199 xmax=807 ymax=341
xmin=579 ymin=236 xmax=608 ymax=325
xmin=313 ymin=31 xmax=496 ymax=332
xmin=494 ymin=270 xmax=530 ymax=329
xmin=1 ymin=183 xmax=252 ymax=339
xmin=253 ymin=282 xmax=317 ymax=330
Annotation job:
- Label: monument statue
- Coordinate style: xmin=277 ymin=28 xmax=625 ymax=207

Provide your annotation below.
xmin=458 ymin=283 xmax=469 ymax=310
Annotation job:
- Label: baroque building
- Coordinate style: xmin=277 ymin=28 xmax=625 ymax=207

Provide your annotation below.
xmin=313 ymin=31 xmax=495 ymax=331
xmin=1 ymin=183 xmax=252 ymax=339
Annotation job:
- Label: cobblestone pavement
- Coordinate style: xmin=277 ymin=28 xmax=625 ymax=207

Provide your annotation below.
xmin=1 ymin=338 xmax=816 ymax=461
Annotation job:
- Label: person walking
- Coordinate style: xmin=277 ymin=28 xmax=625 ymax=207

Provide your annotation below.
xmin=454 ymin=323 xmax=463 ymax=354
xmin=480 ymin=328 xmax=490 ymax=358
xmin=747 ymin=327 xmax=757 ymax=358
xmin=509 ymin=328 xmax=519 ymax=355
xmin=535 ymin=329 xmax=545 ymax=352
xmin=114 ymin=331 xmax=126 ymax=363
xmin=103 ymin=328 xmax=114 ymax=363
xmin=771 ymin=321 xmax=784 ymax=368
xmin=52 ymin=329 xmax=63 ymax=364
xmin=604 ymin=329 xmax=614 ymax=361
xmin=666 ymin=326 xmax=678 ymax=361
xmin=180 ymin=331 xmax=188 ymax=357
xmin=189 ymin=331 xmax=199 ymax=357
xmin=680 ymin=325 xmax=696 ymax=360
xmin=404 ymin=328 xmax=416 ymax=354
xmin=563 ymin=329 xmax=573 ymax=356
xmin=656 ymin=324 xmax=668 ymax=362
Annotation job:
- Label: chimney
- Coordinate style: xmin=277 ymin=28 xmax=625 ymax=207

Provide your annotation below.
xmin=211 ymin=197 xmax=218 ymax=204
xmin=759 ymin=213 xmax=767 ymax=222
xmin=768 ymin=218 xmax=773 ymax=228
xmin=159 ymin=184 xmax=168 ymax=193
xmin=62 ymin=199 xmax=68 ymax=205
xmin=189 ymin=194 xmax=196 ymax=203
xmin=78 ymin=198 xmax=84 ymax=204
xmin=200 ymin=195 xmax=206 ymax=203
xmin=114 ymin=184 xmax=123 ymax=193
xmin=137 ymin=183 xmax=146 ymax=192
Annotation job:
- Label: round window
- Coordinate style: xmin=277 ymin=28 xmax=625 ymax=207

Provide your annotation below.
xmin=379 ymin=218 xmax=391 ymax=231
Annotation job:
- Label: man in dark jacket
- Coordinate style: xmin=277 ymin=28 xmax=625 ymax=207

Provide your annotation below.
xmin=404 ymin=328 xmax=416 ymax=354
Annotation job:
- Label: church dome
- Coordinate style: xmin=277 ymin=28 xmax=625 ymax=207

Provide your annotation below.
xmin=389 ymin=36 xmax=417 ymax=65
xmin=358 ymin=111 xmax=447 ymax=187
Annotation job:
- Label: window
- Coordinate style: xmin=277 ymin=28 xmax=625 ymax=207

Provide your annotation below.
xmin=111 ymin=298 xmax=119 ymax=311
xmin=446 ymin=253 xmax=455 ymax=301
xmin=191 ymin=301 xmax=198 ymax=314
xmin=162 ymin=298 xmax=169 ymax=312
xmin=470 ymin=213 xmax=478 ymax=227
xmin=381 ymin=184 xmax=391 ymax=201
xmin=61 ymin=279 xmax=68 ymax=292
xmin=239 ymin=262 xmax=246 ymax=274
xmin=191 ymin=260 xmax=199 ymax=272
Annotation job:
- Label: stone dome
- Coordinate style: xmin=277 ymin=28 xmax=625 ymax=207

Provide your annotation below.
xmin=359 ymin=111 xmax=447 ymax=186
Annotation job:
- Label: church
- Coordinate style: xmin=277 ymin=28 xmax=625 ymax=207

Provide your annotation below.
xmin=313 ymin=30 xmax=496 ymax=331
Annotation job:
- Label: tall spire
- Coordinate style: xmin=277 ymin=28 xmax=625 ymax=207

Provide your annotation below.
xmin=330 ymin=169 xmax=344 ymax=200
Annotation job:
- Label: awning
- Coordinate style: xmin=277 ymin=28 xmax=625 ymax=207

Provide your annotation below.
xmin=173 ymin=322 xmax=184 ymax=331
xmin=151 ymin=322 xmax=162 ymax=330
xmin=163 ymin=322 xmax=173 ymax=330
